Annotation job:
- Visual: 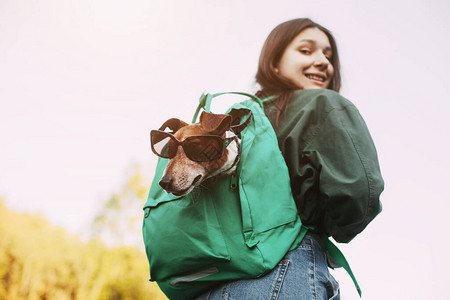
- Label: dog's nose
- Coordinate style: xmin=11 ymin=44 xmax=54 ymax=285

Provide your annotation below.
xmin=159 ymin=176 xmax=173 ymax=191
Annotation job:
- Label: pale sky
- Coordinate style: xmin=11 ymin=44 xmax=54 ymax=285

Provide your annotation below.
xmin=1 ymin=0 xmax=449 ymax=299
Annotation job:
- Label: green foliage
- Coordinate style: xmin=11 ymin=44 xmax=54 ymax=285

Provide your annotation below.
xmin=0 ymin=198 xmax=167 ymax=300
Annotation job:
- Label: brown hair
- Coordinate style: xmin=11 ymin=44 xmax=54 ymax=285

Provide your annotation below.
xmin=255 ymin=18 xmax=341 ymax=124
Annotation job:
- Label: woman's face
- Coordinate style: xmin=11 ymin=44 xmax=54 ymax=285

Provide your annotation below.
xmin=277 ymin=27 xmax=334 ymax=90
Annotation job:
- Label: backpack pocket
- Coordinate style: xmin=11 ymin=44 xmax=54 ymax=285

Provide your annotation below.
xmin=238 ymin=127 xmax=299 ymax=236
xmin=143 ymin=189 xmax=231 ymax=283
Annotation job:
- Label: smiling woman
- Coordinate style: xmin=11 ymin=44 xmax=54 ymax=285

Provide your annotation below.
xmin=277 ymin=27 xmax=334 ymax=90
xmin=255 ymin=18 xmax=341 ymax=126
xmin=192 ymin=18 xmax=383 ymax=300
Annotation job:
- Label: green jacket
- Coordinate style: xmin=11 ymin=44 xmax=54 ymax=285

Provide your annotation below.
xmin=264 ymin=89 xmax=384 ymax=243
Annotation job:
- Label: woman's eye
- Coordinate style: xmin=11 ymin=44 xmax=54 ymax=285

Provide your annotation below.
xmin=299 ymin=49 xmax=311 ymax=54
xmin=324 ymin=51 xmax=332 ymax=61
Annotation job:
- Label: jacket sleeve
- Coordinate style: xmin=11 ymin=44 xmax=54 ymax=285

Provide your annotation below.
xmin=300 ymin=102 xmax=384 ymax=243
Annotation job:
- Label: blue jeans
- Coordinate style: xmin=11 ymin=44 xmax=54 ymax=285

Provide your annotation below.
xmin=195 ymin=234 xmax=340 ymax=300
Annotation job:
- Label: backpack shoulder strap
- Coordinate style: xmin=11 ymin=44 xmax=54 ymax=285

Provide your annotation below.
xmin=191 ymin=92 xmax=269 ymax=124
xmin=320 ymin=234 xmax=362 ymax=297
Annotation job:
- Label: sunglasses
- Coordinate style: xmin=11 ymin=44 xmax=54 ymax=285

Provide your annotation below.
xmin=150 ymin=130 xmax=237 ymax=162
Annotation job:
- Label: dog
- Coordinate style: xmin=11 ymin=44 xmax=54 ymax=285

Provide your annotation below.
xmin=151 ymin=110 xmax=251 ymax=197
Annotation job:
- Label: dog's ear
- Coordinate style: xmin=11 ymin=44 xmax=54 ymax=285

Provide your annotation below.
xmin=229 ymin=108 xmax=252 ymax=135
xmin=158 ymin=118 xmax=189 ymax=133
xmin=199 ymin=111 xmax=232 ymax=136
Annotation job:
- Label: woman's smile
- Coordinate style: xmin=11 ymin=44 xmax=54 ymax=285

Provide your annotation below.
xmin=277 ymin=27 xmax=334 ymax=90
xmin=305 ymin=72 xmax=328 ymax=85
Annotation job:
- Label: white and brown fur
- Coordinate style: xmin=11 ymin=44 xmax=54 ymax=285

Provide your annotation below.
xmin=158 ymin=111 xmax=239 ymax=196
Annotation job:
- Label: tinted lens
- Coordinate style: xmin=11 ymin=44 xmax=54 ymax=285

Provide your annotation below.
xmin=184 ymin=136 xmax=223 ymax=162
xmin=151 ymin=131 xmax=177 ymax=158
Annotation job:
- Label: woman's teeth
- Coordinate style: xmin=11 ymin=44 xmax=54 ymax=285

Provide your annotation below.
xmin=306 ymin=74 xmax=325 ymax=82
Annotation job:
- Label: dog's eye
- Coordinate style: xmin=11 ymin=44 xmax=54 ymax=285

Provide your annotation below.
xmin=166 ymin=139 xmax=178 ymax=151
xmin=186 ymin=137 xmax=209 ymax=154
xmin=188 ymin=141 xmax=202 ymax=151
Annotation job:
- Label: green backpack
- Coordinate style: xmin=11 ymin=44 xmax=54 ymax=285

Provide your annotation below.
xmin=142 ymin=92 xmax=361 ymax=300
